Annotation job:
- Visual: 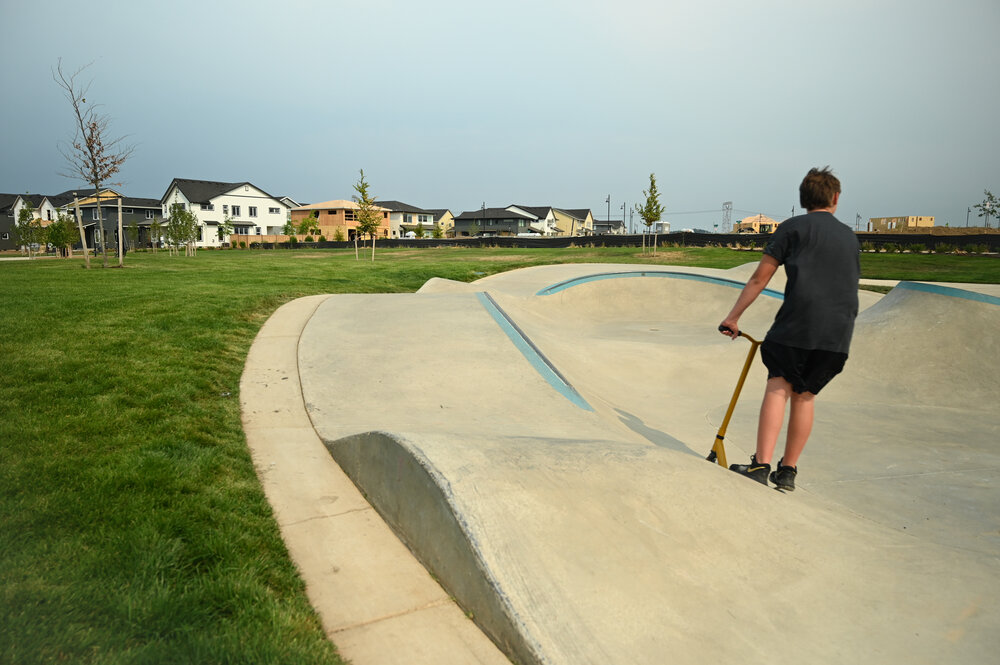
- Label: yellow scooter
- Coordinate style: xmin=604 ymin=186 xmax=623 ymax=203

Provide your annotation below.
xmin=706 ymin=327 xmax=761 ymax=467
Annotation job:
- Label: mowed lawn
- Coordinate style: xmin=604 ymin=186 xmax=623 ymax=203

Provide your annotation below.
xmin=1 ymin=246 xmax=996 ymax=664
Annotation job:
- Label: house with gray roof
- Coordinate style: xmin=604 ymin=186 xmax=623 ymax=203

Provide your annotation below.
xmin=374 ymin=200 xmax=438 ymax=238
xmin=159 ymin=178 xmax=292 ymax=246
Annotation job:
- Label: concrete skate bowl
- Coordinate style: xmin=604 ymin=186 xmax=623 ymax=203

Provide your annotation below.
xmin=296 ymin=265 xmax=999 ymax=665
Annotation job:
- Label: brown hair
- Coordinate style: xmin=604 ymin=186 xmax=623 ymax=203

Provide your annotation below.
xmin=799 ymin=166 xmax=841 ymax=210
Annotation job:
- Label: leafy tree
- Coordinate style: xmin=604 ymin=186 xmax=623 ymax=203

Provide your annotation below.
xmin=353 ymin=169 xmax=382 ymax=261
xmin=47 ymin=212 xmax=79 ymax=257
xmin=432 ymin=223 xmax=443 ymax=239
xmin=635 ymin=173 xmax=666 ymax=255
xmin=165 ymin=201 xmax=199 ymax=256
xmin=415 ymin=221 xmax=425 ymax=239
xmin=217 ymin=216 xmax=234 ymax=243
xmin=12 ymin=200 xmax=42 ymax=258
xmin=297 ymin=212 xmax=319 ymax=237
xmin=333 ymin=227 xmax=345 ymax=242
xmin=282 ymin=220 xmax=296 ymax=239
xmin=125 ymin=220 xmax=139 ymax=252
xmin=54 ymin=59 xmax=134 ymax=268
xmin=149 ymin=217 xmax=162 ymax=253
xmin=973 ymin=190 xmax=998 ymax=229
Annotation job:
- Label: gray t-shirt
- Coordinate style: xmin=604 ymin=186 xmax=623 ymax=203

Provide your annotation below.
xmin=763 ymin=211 xmax=860 ymax=353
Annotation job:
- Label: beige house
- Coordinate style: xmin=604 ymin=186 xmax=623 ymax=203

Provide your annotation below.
xmin=868 ymin=216 xmax=935 ymax=232
xmin=427 ymin=209 xmax=455 ymax=236
xmin=734 ymin=214 xmax=781 ymax=234
xmin=552 ymin=208 xmax=595 ymax=236
xmin=289 ymin=200 xmax=391 ymax=241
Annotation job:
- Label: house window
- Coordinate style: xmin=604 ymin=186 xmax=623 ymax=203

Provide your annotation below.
xmin=248 ymin=206 xmax=257 ymax=217
xmin=269 ymin=207 xmax=279 ymax=214
xmin=1 ymin=233 xmax=8 ymax=240
xmin=418 ymin=214 xmax=430 ymax=224
xmin=201 ymin=203 xmax=214 ymax=211
xmin=345 ymin=210 xmax=355 ymax=221
xmin=235 ymin=225 xmax=252 ymax=234
xmin=255 ymin=227 xmax=261 ymax=234
xmin=404 ymin=214 xmax=413 ymax=224
xmin=223 ymin=204 xmax=228 ymax=215
xmin=124 ymin=208 xmax=134 ymax=214
xmin=327 ymin=210 xmax=337 ymax=215
xmin=92 ymin=209 xmax=99 ymax=220
xmin=231 ymin=205 xmax=241 ymax=217
xmin=145 ymin=210 xmax=154 ymax=220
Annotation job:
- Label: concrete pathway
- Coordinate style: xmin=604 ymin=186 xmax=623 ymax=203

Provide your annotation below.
xmin=242 ymin=264 xmax=999 ymax=665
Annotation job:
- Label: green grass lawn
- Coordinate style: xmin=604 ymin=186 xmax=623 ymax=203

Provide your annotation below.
xmin=2 ymin=246 xmax=996 ymax=663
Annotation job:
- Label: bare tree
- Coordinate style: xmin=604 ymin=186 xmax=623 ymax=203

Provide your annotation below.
xmin=53 ymin=59 xmax=134 ymax=268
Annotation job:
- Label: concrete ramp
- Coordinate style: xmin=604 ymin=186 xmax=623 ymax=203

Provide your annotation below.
xmin=280 ymin=264 xmax=998 ymax=664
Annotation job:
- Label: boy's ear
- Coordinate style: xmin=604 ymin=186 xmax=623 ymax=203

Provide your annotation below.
xmin=832 ymin=192 xmax=840 ymax=206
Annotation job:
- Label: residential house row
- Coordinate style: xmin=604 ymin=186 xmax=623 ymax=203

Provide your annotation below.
xmin=1 ymin=177 xmax=597 ymax=251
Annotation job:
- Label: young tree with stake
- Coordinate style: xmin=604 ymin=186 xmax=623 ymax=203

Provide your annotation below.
xmin=635 ymin=173 xmax=666 ymax=255
xmin=353 ymin=169 xmax=382 ymax=261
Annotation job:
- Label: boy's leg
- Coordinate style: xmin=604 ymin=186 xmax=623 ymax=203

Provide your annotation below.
xmin=780 ymin=390 xmax=816 ymax=468
xmin=755 ymin=376 xmax=791 ymax=465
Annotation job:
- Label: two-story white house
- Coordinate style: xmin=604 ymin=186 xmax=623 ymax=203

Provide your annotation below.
xmin=159 ymin=178 xmax=292 ymax=247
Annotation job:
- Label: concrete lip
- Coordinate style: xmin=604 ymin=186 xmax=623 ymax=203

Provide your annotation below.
xmin=243 ymin=263 xmax=999 ymax=665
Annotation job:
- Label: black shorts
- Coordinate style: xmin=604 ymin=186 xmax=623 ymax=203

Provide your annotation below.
xmin=760 ymin=340 xmax=847 ymax=395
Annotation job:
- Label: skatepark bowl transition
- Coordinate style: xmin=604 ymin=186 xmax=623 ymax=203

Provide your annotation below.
xmin=240 ymin=262 xmax=999 ymax=665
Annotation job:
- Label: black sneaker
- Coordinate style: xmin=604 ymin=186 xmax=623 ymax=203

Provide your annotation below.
xmin=729 ymin=455 xmax=771 ymax=486
xmin=770 ymin=459 xmax=797 ymax=491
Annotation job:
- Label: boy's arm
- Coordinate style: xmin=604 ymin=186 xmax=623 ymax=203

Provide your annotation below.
xmin=719 ymin=254 xmax=780 ymax=338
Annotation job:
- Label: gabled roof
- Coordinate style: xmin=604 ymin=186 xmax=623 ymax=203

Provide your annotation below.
xmin=425 ymin=209 xmax=452 ymax=218
xmin=292 ymin=200 xmax=389 ymax=211
xmin=160 ymin=178 xmax=279 ymax=205
xmin=0 ymin=194 xmax=19 ymax=214
xmin=454 ymin=208 xmax=536 ymax=221
xmin=560 ymin=208 xmax=593 ymax=220
xmin=376 ymin=200 xmax=431 ymax=214
xmin=42 ymin=194 xmax=76 ymax=208
xmin=510 ymin=205 xmax=552 ymax=219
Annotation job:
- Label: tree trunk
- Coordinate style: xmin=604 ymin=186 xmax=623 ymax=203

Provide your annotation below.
xmin=73 ymin=197 xmax=91 ymax=270
xmin=94 ymin=188 xmax=108 ymax=268
xmin=371 ymin=233 xmax=376 ymax=261
xmin=117 ymin=197 xmax=124 ymax=267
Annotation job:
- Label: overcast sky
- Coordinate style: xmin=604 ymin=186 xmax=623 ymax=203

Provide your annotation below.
xmin=2 ymin=0 xmax=998 ymax=230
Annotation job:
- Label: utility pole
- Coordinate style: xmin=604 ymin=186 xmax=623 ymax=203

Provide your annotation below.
xmin=606 ymin=195 xmax=610 ymax=225
xmin=856 ymin=213 xmax=861 ymax=232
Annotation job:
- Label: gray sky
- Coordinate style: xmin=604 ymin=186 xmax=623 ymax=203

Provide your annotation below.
xmin=2 ymin=0 xmax=998 ymax=230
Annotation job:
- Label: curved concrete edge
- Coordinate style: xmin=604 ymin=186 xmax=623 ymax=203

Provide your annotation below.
xmin=240 ymin=296 xmax=510 ymax=665
xmin=325 ymin=431 xmax=546 ymax=665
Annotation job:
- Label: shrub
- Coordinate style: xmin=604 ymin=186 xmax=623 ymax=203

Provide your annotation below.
xmin=304 ymin=236 xmax=314 ymax=243
xmin=908 ymin=243 xmax=926 ymax=253
xmin=934 ymin=243 xmax=955 ymax=254
xmin=964 ymin=243 xmax=988 ymax=254
xmin=318 ymin=235 xmax=326 ymax=242
xmin=860 ymin=241 xmax=876 ymax=252
xmin=238 ymin=241 xmax=246 ymax=249
xmin=333 ymin=228 xmax=345 ymax=242
xmin=882 ymin=243 xmax=900 ymax=253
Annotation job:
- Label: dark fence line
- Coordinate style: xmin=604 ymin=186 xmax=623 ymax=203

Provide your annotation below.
xmin=239 ymin=232 xmax=999 ymax=252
